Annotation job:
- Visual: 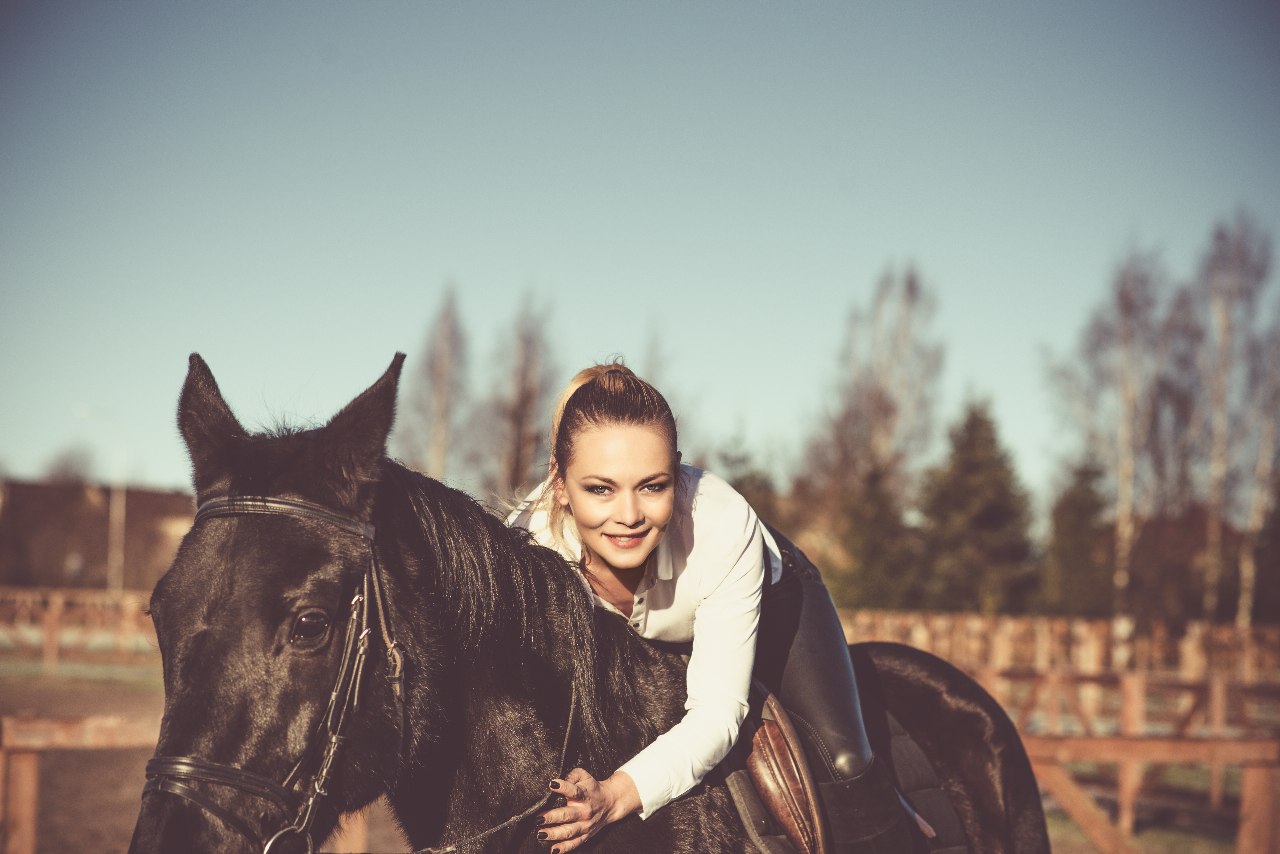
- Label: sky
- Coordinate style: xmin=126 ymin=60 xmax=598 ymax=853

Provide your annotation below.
xmin=2 ymin=1 xmax=1278 ymax=522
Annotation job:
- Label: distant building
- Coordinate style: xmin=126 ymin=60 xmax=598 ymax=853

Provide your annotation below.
xmin=0 ymin=479 xmax=193 ymax=591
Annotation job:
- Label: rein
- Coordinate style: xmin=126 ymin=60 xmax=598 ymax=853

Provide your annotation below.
xmin=141 ymin=494 xmax=579 ymax=854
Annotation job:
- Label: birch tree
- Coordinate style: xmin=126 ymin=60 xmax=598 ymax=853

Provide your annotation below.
xmin=1235 ymin=314 xmax=1280 ymax=628
xmin=1085 ymin=254 xmax=1165 ymax=622
xmin=1197 ymin=214 xmax=1270 ymax=620
xmin=393 ymin=287 xmax=468 ymax=479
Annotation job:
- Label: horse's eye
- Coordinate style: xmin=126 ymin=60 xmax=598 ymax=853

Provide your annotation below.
xmin=290 ymin=611 xmax=330 ymax=645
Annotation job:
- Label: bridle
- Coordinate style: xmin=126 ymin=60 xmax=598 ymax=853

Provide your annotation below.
xmin=142 ymin=495 xmax=405 ymax=854
xmin=140 ymin=494 xmax=580 ymax=854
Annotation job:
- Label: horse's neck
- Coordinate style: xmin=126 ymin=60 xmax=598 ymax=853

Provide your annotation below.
xmin=400 ymin=653 xmax=572 ymax=847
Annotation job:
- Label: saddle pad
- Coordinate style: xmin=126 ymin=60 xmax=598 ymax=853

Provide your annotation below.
xmin=886 ymin=712 xmax=969 ymax=854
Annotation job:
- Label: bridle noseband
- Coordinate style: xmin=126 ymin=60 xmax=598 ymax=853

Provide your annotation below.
xmin=142 ymin=495 xmax=404 ymax=854
xmin=142 ymin=493 xmax=578 ymax=854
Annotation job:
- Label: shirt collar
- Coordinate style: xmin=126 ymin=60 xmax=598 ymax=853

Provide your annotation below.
xmin=651 ymin=535 xmax=674 ymax=581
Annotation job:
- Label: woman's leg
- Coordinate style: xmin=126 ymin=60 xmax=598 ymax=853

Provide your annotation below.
xmin=755 ymin=541 xmax=915 ymax=854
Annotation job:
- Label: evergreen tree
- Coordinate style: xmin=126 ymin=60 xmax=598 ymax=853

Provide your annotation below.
xmin=1254 ymin=471 xmax=1280 ymax=625
xmin=918 ymin=401 xmax=1034 ymax=613
xmin=838 ymin=461 xmax=920 ymax=610
xmin=1043 ymin=457 xmax=1112 ymax=617
xmin=715 ymin=442 xmax=782 ymax=533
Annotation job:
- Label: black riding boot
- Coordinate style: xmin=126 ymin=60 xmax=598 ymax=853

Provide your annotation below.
xmin=817 ymin=757 xmax=918 ymax=854
xmin=755 ymin=528 xmax=918 ymax=854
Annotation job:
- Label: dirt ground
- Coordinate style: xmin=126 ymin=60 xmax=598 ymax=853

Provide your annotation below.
xmin=0 ymin=661 xmax=407 ymax=853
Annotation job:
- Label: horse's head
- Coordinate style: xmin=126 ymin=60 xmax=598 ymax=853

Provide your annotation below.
xmin=130 ymin=353 xmax=406 ymax=854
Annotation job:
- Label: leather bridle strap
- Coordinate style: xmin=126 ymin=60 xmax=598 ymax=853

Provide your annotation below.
xmin=142 ymin=494 xmax=401 ymax=854
xmin=144 ymin=756 xmax=302 ymax=848
xmin=194 ymin=495 xmax=376 ymax=540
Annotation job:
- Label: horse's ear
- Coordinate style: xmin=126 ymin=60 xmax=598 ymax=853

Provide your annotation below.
xmin=178 ymin=353 xmax=248 ymax=498
xmin=322 ymin=352 xmax=406 ymax=487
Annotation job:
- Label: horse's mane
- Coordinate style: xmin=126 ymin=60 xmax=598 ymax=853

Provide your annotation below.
xmin=378 ymin=462 xmax=660 ymax=770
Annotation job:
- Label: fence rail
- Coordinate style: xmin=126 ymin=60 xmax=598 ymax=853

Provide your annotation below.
xmin=6 ymin=587 xmax=1280 ymax=682
xmin=0 ymin=714 xmax=370 ymax=854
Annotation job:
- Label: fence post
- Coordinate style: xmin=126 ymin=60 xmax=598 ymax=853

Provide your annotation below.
xmin=40 ymin=593 xmax=64 ymax=675
xmin=1238 ymin=765 xmax=1280 ymax=854
xmin=1209 ymin=672 xmax=1229 ymax=808
xmin=2 ymin=751 xmax=38 ymax=854
xmin=1117 ymin=671 xmax=1147 ymax=838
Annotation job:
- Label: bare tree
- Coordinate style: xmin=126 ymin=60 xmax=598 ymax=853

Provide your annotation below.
xmin=1086 ymin=254 xmax=1165 ymax=623
xmin=812 ymin=267 xmax=942 ymax=496
xmin=1235 ymin=309 xmax=1280 ymax=629
xmin=795 ymin=266 xmax=942 ymax=575
xmin=468 ymin=293 xmax=559 ymax=501
xmin=1144 ymin=286 xmax=1205 ymax=517
xmin=393 ymin=286 xmax=468 ymax=479
xmin=1197 ymin=214 xmax=1271 ymax=619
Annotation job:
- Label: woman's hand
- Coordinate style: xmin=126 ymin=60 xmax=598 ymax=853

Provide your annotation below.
xmin=533 ymin=768 xmax=640 ymax=852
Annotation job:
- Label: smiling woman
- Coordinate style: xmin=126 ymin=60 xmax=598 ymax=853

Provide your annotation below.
xmin=507 ymin=361 xmax=918 ymax=854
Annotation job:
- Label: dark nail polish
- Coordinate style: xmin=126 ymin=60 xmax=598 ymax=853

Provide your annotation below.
xmin=552 ymin=848 xmax=561 ymax=854
xmin=549 ymin=780 xmax=560 ymax=790
xmin=555 ymin=796 xmax=567 ymax=807
xmin=535 ymin=816 xmax=545 ymax=826
xmin=537 ymin=831 xmax=548 ymax=841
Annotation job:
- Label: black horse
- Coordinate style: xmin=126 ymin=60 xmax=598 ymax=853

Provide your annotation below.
xmin=128 ymin=354 xmax=1049 ymax=853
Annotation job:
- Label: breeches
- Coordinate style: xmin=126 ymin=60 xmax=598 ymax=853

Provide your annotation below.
xmin=753 ymin=537 xmax=875 ymax=782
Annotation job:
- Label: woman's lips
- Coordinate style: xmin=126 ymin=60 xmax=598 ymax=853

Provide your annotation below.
xmin=604 ymin=532 xmax=648 ymax=549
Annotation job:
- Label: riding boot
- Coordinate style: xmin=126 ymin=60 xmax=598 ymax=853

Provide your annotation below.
xmin=817 ymin=757 xmax=918 ymax=854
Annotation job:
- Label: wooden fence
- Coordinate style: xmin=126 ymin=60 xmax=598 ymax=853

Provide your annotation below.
xmin=0 ymin=587 xmax=153 ymax=672
xmin=4 ymin=589 xmax=1280 ymax=850
xmin=4 ymin=587 xmax=1279 ymax=683
xmin=0 ymin=714 xmax=371 ymax=854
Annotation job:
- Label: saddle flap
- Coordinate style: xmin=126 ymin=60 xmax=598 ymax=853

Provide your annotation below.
xmin=740 ymin=684 xmax=827 ymax=854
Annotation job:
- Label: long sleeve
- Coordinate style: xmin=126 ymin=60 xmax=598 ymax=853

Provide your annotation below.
xmin=618 ymin=478 xmax=764 ymax=817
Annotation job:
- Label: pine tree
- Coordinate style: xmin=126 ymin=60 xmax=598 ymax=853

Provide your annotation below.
xmin=839 ymin=461 xmax=920 ymax=610
xmin=1253 ymin=471 xmax=1280 ymax=625
xmin=918 ymin=401 xmax=1034 ymax=613
xmin=1043 ymin=457 xmax=1112 ymax=617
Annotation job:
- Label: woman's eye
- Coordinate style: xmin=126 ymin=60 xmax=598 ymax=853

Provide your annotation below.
xmin=586 ymin=485 xmax=611 ymax=496
xmin=290 ymin=611 xmax=330 ymax=645
xmin=642 ymin=482 xmax=669 ymax=494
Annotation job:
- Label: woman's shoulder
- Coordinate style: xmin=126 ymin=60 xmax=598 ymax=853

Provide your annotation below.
xmin=678 ymin=464 xmax=757 ymax=530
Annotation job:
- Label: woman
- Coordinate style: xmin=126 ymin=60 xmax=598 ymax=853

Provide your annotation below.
xmin=507 ymin=362 xmax=914 ymax=853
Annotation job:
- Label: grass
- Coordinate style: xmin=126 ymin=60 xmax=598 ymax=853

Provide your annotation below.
xmin=1047 ymin=812 xmax=1235 ymax=853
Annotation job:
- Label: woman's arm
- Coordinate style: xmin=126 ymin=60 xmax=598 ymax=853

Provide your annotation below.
xmin=535 ymin=476 xmax=765 ymax=848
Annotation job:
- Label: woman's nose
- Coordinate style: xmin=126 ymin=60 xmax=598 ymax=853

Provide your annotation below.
xmin=616 ymin=493 xmax=644 ymax=526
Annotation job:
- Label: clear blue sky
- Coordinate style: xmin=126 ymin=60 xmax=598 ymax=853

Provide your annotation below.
xmin=3 ymin=2 xmax=1278 ymax=519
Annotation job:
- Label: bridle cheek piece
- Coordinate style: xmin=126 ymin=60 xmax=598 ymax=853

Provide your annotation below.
xmin=141 ymin=496 xmax=404 ymax=854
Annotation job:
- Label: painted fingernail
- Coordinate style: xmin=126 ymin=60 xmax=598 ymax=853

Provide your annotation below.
xmin=552 ymin=848 xmax=561 ymax=854
xmin=537 ymin=831 xmax=548 ymax=841
xmin=549 ymin=780 xmax=560 ymax=790
xmin=555 ymin=796 xmax=567 ymax=807
xmin=535 ymin=816 xmax=545 ymax=826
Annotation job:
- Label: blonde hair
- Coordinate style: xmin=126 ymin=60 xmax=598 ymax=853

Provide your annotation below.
xmin=535 ymin=359 xmax=678 ymax=557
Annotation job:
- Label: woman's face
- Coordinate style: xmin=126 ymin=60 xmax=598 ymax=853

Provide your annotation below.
xmin=555 ymin=422 xmax=677 ymax=574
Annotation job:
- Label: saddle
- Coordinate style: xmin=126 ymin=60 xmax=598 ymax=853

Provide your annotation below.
xmin=725 ymin=682 xmax=950 ymax=854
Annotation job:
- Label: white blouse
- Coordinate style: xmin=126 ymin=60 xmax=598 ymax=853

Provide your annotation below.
xmin=507 ymin=464 xmax=781 ymax=818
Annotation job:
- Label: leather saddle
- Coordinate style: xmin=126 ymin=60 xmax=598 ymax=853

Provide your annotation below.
xmin=724 ymin=682 xmax=828 ymax=854
xmin=724 ymin=682 xmax=942 ymax=854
